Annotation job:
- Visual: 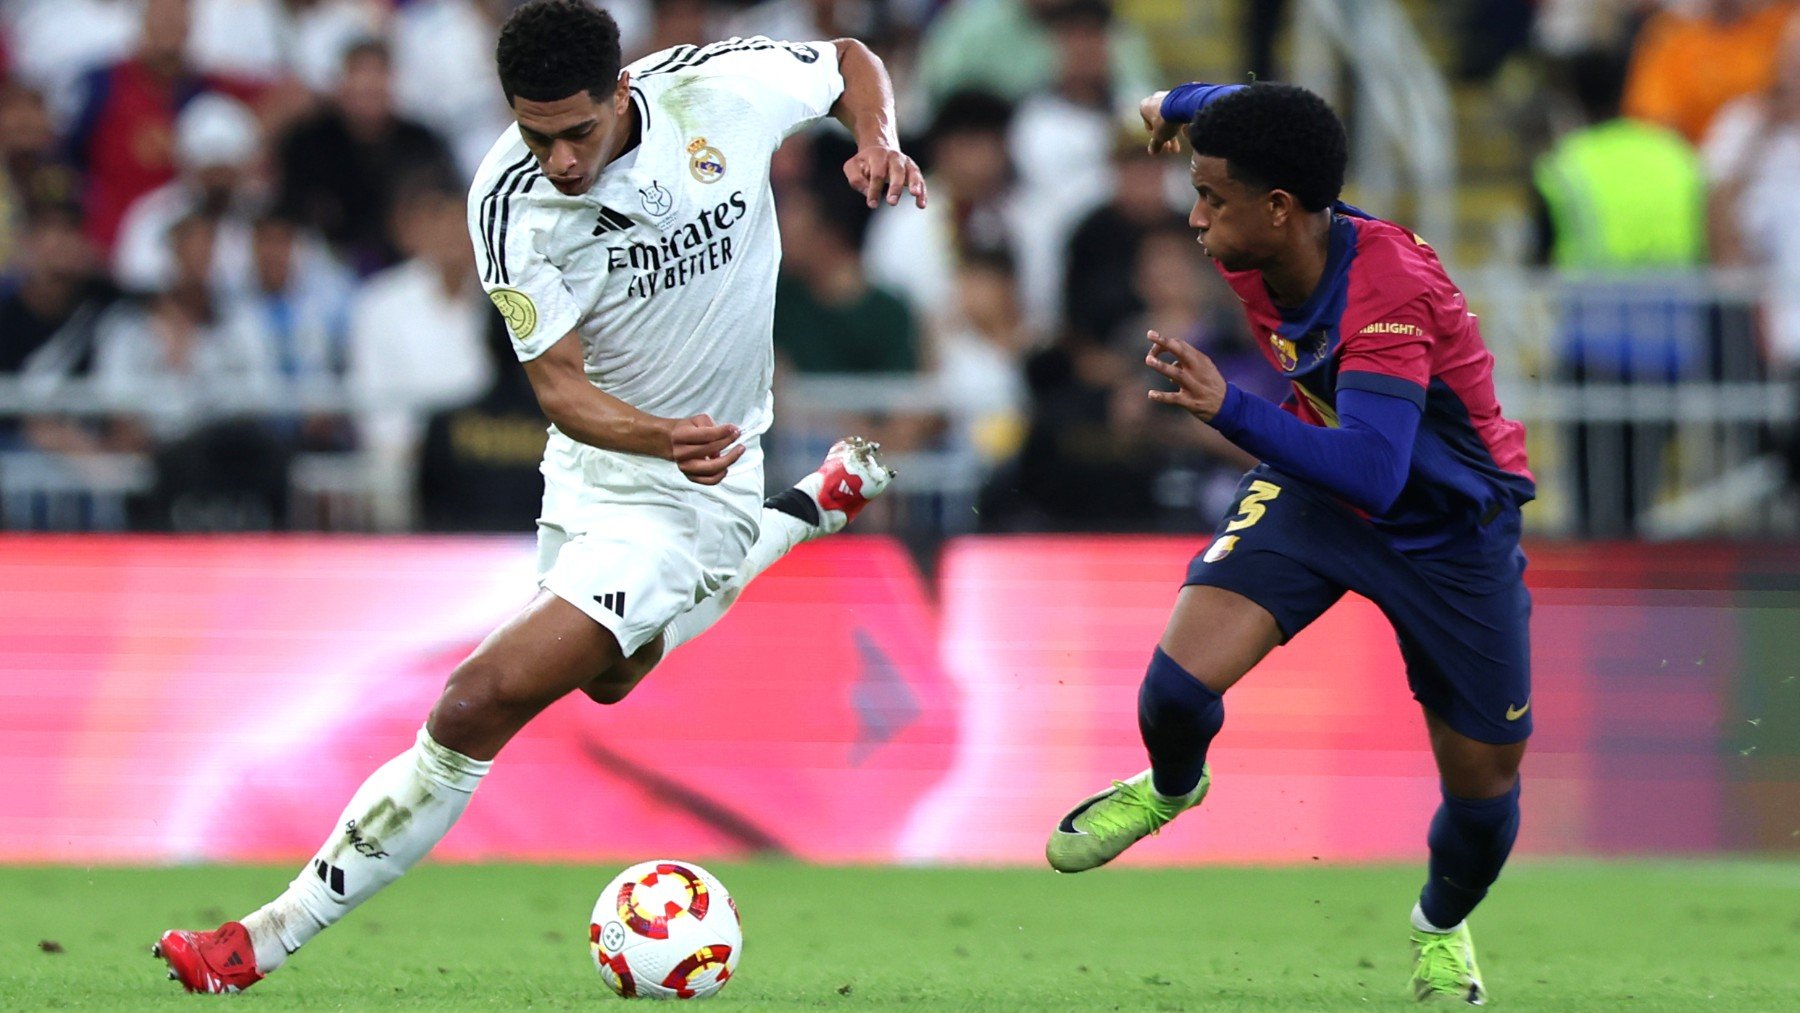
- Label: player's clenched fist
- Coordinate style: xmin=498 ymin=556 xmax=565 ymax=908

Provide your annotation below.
xmin=1145 ymin=329 xmax=1229 ymax=422
xmin=670 ymin=414 xmax=744 ymax=485
xmin=1140 ymin=91 xmax=1182 ymax=155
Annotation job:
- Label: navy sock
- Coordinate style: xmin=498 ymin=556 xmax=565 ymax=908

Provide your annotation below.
xmin=1137 ymin=647 xmax=1224 ymax=797
xmin=1419 ymin=780 xmax=1521 ymax=930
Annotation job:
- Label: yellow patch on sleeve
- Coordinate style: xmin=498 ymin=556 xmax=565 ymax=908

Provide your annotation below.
xmin=488 ymin=288 xmax=538 ymax=341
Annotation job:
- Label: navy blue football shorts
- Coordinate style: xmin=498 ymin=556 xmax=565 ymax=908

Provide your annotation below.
xmin=1185 ymin=467 xmax=1533 ymax=745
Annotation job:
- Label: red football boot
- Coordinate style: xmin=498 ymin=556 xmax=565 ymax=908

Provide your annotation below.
xmin=793 ymin=436 xmax=895 ymax=534
xmin=153 ymin=922 xmax=265 ymax=994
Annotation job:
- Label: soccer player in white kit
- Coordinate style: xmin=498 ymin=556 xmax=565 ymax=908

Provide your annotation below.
xmin=154 ymin=0 xmax=926 ymax=993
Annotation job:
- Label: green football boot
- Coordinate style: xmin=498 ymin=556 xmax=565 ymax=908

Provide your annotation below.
xmin=1410 ymin=922 xmax=1487 ymax=1004
xmin=1045 ymin=766 xmax=1209 ymax=873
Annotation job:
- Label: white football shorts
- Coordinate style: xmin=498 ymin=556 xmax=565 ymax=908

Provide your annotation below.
xmin=534 ymin=429 xmax=762 ymax=655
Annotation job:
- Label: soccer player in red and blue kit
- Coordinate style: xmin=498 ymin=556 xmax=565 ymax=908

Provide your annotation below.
xmin=1044 ymin=82 xmax=1533 ymax=1005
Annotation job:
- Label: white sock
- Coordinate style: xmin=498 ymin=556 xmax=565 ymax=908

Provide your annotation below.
xmin=241 ymin=726 xmax=491 ymax=972
xmin=1411 ymin=900 xmax=1461 ymax=934
xmin=658 ymin=506 xmax=811 ymax=654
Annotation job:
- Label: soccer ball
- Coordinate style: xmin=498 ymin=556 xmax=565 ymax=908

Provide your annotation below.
xmin=589 ymin=860 xmax=742 ymax=999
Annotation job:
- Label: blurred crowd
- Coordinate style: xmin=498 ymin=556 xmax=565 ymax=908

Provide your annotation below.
xmin=2 ymin=0 xmax=1798 ymax=537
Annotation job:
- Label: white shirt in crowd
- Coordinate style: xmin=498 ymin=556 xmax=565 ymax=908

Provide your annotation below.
xmin=862 ymin=180 xmax=1075 ymax=336
xmin=1703 ymin=94 xmax=1800 ymax=369
xmin=347 ymin=258 xmax=492 ymax=453
xmin=92 ymin=302 xmax=279 ymax=442
xmin=391 ymin=0 xmax=514 ymax=180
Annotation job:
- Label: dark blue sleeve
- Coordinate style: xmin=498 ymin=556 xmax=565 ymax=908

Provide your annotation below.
xmin=1208 ymin=377 xmax=1423 ymax=514
xmin=1160 ymin=83 xmax=1246 ymax=124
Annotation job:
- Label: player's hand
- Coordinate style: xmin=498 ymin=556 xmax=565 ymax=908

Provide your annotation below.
xmin=1140 ymin=91 xmax=1182 ymax=155
xmin=844 ymin=143 xmax=927 ymax=209
xmin=1145 ymin=329 xmax=1228 ymax=421
xmin=670 ymin=414 xmax=744 ymax=486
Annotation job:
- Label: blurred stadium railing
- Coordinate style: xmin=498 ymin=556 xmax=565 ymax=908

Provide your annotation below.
xmin=1464 ymin=267 xmax=1797 ymax=539
xmin=3 ymin=269 xmax=1796 ymax=539
xmin=1293 ymin=0 xmax=1455 ymax=246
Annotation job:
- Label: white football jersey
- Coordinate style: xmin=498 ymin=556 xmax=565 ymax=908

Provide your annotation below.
xmin=466 ymin=37 xmax=845 ymax=450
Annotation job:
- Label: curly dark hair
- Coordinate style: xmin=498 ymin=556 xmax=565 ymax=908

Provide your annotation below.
xmin=496 ymin=0 xmax=622 ymax=103
xmin=1187 ymin=83 xmax=1347 ymax=212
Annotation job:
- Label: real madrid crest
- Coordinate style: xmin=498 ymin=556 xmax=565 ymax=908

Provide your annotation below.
xmin=687 ymin=137 xmax=726 ymax=183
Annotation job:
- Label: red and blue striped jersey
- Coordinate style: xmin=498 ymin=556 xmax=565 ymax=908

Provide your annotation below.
xmin=1216 ymin=208 xmax=1535 ymax=558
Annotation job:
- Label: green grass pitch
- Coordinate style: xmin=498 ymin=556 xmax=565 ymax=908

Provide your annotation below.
xmin=4 ymin=860 xmax=1795 ymax=1010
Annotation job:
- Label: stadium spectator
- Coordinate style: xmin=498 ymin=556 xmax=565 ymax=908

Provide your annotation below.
xmin=774 ymin=188 xmax=918 ymax=375
xmin=1705 ymin=11 xmax=1800 ymax=373
xmin=1007 ymin=0 xmax=1119 ymax=262
xmin=980 ymin=329 xmax=1166 ymax=531
xmin=113 ymin=93 xmax=266 ymax=294
xmin=1539 ymin=48 xmax=1711 ymax=535
xmin=915 ymin=0 xmax=1157 ymax=113
xmin=65 ymin=0 xmax=262 ymax=253
xmin=1623 ymin=0 xmax=1797 ymax=144
xmin=416 ymin=313 xmax=547 ymax=532
xmin=929 ymin=248 xmax=1032 ymax=467
xmin=1533 ymin=0 xmax=1640 ymax=56
xmin=391 ymin=0 xmax=515 ymax=179
xmin=0 ymin=81 xmax=79 ymax=275
xmin=724 ymin=0 xmax=882 ymax=45
xmin=188 ymin=0 xmax=384 ymax=95
xmin=864 ymin=89 xmax=1064 ymax=330
xmin=773 ymin=185 xmax=925 ymax=472
xmin=91 ymin=215 xmax=279 ymax=451
xmin=1109 ymin=222 xmax=1270 ymax=521
xmin=639 ymin=0 xmax=713 ymax=57
xmin=0 ymin=201 xmax=116 ymax=451
xmin=85 ymin=210 xmax=291 ymax=531
xmin=1 ymin=0 xmax=140 ymax=125
xmin=274 ymin=39 xmax=458 ymax=275
xmin=1534 ymin=49 xmax=1708 ymax=271
xmin=1061 ymin=129 xmax=1184 ymax=343
xmin=65 ymin=0 xmax=260 ymax=252
xmin=222 ymin=211 xmax=355 ymax=448
xmin=345 ymin=187 xmax=491 ymax=530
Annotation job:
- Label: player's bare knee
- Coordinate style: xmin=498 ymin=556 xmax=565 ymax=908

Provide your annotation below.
xmin=430 ymin=656 xmax=541 ymax=745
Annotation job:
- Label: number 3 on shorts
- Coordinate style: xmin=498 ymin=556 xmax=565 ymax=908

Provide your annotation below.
xmin=1224 ymin=480 xmax=1282 ymax=533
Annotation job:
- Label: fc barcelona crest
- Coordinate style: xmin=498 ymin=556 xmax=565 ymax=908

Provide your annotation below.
xmin=1268 ymin=332 xmax=1299 ymax=371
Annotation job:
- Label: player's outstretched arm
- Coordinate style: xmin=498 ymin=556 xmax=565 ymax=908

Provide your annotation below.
xmin=830 ymin=38 xmax=926 ymax=210
xmin=1146 ymin=329 xmax=1421 ymax=514
xmin=522 ymin=331 xmax=745 ymax=485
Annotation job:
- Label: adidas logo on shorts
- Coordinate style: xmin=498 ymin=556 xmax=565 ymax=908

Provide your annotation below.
xmin=594 ymin=591 xmax=628 ymax=617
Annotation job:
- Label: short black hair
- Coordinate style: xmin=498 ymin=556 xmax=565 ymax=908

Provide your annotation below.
xmin=1567 ymin=49 xmax=1627 ymax=123
xmin=342 ymin=37 xmax=390 ymax=70
xmin=1040 ymin=0 xmax=1112 ymax=31
xmin=496 ymin=0 xmax=622 ymax=104
xmin=1187 ymin=83 xmax=1346 ymax=212
xmin=929 ymin=89 xmax=1015 ymax=143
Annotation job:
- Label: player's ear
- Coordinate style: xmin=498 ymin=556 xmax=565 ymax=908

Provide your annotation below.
xmin=1266 ymin=188 xmax=1295 ymax=228
xmin=612 ymin=71 xmax=631 ymax=115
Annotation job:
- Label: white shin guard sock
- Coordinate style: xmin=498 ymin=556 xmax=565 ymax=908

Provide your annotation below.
xmin=659 ymin=507 xmax=812 ymax=655
xmin=241 ymin=726 xmax=491 ymax=972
